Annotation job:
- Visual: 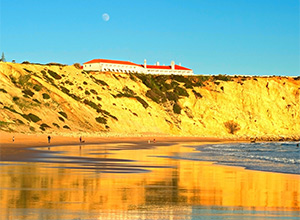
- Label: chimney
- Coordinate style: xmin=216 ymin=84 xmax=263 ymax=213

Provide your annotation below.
xmin=144 ymin=59 xmax=147 ymax=68
xmin=156 ymin=61 xmax=160 ymax=66
xmin=171 ymin=61 xmax=175 ymax=70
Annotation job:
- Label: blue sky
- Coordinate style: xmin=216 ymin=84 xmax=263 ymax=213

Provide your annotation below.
xmin=0 ymin=0 xmax=299 ymax=76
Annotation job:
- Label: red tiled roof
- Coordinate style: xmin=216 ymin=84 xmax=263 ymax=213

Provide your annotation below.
xmin=84 ymin=59 xmax=141 ymax=67
xmin=84 ymin=59 xmax=192 ymax=71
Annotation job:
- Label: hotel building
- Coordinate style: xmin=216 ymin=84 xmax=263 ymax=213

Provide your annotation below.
xmin=83 ymin=59 xmax=193 ymax=75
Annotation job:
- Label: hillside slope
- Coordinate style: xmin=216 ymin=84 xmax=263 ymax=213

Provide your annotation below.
xmin=0 ymin=62 xmax=299 ymax=140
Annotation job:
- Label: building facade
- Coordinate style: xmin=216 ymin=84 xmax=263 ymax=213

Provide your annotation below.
xmin=83 ymin=59 xmax=193 ymax=75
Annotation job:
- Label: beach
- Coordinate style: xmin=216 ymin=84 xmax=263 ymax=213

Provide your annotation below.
xmin=0 ymin=132 xmax=299 ymax=219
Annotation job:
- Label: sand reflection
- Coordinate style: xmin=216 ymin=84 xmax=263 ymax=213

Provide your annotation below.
xmin=0 ymin=143 xmax=299 ymax=219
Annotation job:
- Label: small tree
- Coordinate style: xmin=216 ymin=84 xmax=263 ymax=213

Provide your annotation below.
xmin=0 ymin=52 xmax=6 ymax=62
xmin=224 ymin=120 xmax=240 ymax=134
xmin=73 ymin=63 xmax=81 ymax=69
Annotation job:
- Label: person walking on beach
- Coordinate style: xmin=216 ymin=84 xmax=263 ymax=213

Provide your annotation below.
xmin=48 ymin=135 xmax=51 ymax=143
xmin=12 ymin=136 xmax=15 ymax=142
xmin=79 ymin=136 xmax=82 ymax=143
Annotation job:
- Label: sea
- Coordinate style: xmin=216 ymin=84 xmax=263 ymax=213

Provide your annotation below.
xmin=168 ymin=142 xmax=300 ymax=175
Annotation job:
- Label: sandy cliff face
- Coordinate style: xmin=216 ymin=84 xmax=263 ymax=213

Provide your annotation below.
xmin=0 ymin=62 xmax=299 ymax=139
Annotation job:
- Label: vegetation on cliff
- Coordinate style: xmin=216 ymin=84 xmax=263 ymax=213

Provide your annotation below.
xmin=0 ymin=62 xmax=299 ymax=139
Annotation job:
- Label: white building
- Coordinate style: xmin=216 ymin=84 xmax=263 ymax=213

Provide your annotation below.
xmin=83 ymin=59 xmax=193 ymax=75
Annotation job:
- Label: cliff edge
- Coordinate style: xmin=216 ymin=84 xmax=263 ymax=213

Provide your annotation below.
xmin=0 ymin=62 xmax=299 ymax=140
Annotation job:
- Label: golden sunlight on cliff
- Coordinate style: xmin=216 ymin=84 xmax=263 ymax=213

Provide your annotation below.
xmin=0 ymin=62 xmax=299 ymax=139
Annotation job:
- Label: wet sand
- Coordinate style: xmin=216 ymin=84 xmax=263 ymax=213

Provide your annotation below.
xmin=0 ymin=132 xmax=227 ymax=161
xmin=0 ymin=132 xmax=299 ymax=219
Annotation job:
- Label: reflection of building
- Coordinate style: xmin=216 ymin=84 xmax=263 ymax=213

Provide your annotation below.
xmin=83 ymin=59 xmax=193 ymax=75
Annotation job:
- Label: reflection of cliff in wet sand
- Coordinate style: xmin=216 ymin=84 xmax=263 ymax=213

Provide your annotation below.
xmin=0 ymin=139 xmax=299 ymax=219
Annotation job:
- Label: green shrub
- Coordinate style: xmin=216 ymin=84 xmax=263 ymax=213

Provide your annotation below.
xmin=224 ymin=121 xmax=240 ymax=134
xmin=129 ymin=73 xmax=137 ymax=81
xmin=13 ymin=97 xmax=20 ymax=102
xmin=16 ymin=119 xmax=24 ymax=124
xmin=146 ymin=89 xmax=166 ymax=104
xmin=98 ymin=109 xmax=118 ymax=121
xmin=97 ymin=96 xmax=101 ymax=101
xmin=212 ymin=74 xmax=232 ymax=82
xmin=64 ymin=80 xmax=73 ymax=85
xmin=85 ymin=90 xmax=90 ymax=95
xmin=23 ymin=94 xmax=30 ymax=98
xmin=0 ymin=88 xmax=7 ymax=93
xmin=192 ymin=90 xmax=202 ymax=98
xmin=52 ymin=123 xmax=60 ymax=128
xmin=174 ymin=86 xmax=189 ymax=97
xmin=33 ymin=84 xmax=42 ymax=91
xmin=83 ymin=81 xmax=88 ymax=85
xmin=83 ymin=99 xmax=101 ymax=111
xmin=95 ymin=116 xmax=107 ymax=124
xmin=23 ymin=68 xmax=32 ymax=73
xmin=90 ymin=76 xmax=108 ymax=86
xmin=63 ymin=125 xmax=70 ymax=129
xmin=90 ymin=89 xmax=98 ymax=95
xmin=42 ymin=93 xmax=50 ymax=99
xmin=27 ymin=113 xmax=41 ymax=122
xmin=135 ymin=96 xmax=149 ymax=109
xmin=69 ymin=94 xmax=81 ymax=101
xmin=58 ymin=111 xmax=68 ymax=119
xmin=58 ymin=116 xmax=65 ymax=122
xmin=171 ymin=81 xmax=179 ymax=88
xmin=59 ymin=86 xmax=81 ymax=101
xmin=60 ymin=86 xmax=70 ymax=94
xmin=9 ymin=75 xmax=17 ymax=85
xmin=122 ymin=86 xmax=135 ymax=96
xmin=22 ymin=89 xmax=34 ymax=97
xmin=41 ymin=70 xmax=57 ymax=88
xmin=33 ymin=99 xmax=41 ymax=104
xmin=4 ymin=106 xmax=18 ymax=114
xmin=73 ymin=63 xmax=81 ymax=69
xmin=166 ymin=92 xmax=179 ymax=102
xmin=183 ymin=82 xmax=193 ymax=89
xmin=21 ymin=114 xmax=30 ymax=121
xmin=48 ymin=69 xmax=62 ymax=79
xmin=173 ymin=103 xmax=181 ymax=114
xmin=18 ymin=74 xmax=31 ymax=86
xmin=40 ymin=123 xmax=51 ymax=131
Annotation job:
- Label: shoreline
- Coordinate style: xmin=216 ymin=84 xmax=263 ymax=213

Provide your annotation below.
xmin=0 ymin=132 xmax=299 ymax=178
xmin=0 ymin=131 xmax=231 ymax=161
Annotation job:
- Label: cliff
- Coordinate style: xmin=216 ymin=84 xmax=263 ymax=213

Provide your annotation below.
xmin=0 ymin=62 xmax=299 ymax=140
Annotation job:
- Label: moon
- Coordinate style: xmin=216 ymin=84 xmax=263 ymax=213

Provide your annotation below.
xmin=102 ymin=13 xmax=110 ymax=22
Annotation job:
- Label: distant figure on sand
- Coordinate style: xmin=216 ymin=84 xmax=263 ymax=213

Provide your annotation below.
xmin=297 ymin=144 xmax=299 ymax=148
xmin=153 ymin=139 xmax=156 ymax=143
xmin=48 ymin=135 xmax=51 ymax=143
xmin=12 ymin=136 xmax=14 ymax=142
xmin=79 ymin=136 xmax=85 ymax=143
